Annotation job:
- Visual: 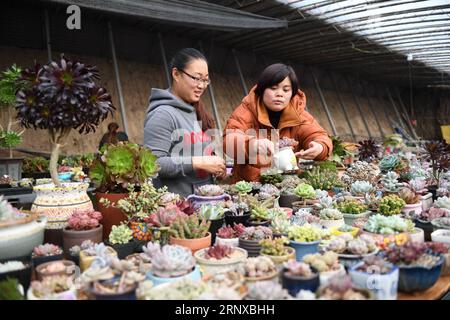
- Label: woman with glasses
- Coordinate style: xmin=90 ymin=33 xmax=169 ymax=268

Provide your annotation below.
xmin=223 ymin=63 xmax=332 ymax=182
xmin=144 ymin=48 xmax=226 ymax=196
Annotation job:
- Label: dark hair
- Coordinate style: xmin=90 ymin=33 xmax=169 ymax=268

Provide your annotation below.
xmin=254 ymin=63 xmax=298 ymax=99
xmin=169 ymin=48 xmax=215 ymax=131
xmin=105 ymin=122 xmax=119 ymax=144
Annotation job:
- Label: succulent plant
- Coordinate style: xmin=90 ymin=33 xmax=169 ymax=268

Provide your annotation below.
xmin=357 ymin=255 xmax=393 ymax=274
xmin=30 ymin=275 xmax=74 ymax=299
xmin=169 ymin=214 xmax=211 ymax=239
xmin=90 ymin=142 xmax=160 ymax=193
xmin=357 ymin=139 xmax=381 ymax=163
xmin=302 ymin=167 xmax=342 ymax=191
xmin=199 ymin=204 xmax=225 ymax=221
xmin=108 ymin=224 xmax=133 ymax=245
xmin=303 ymin=251 xmax=340 ymax=272
xmin=217 ymin=224 xmax=245 ymax=239
xmin=240 ymin=226 xmax=273 ymax=241
xmin=314 ymin=196 xmax=334 ymax=211
xmin=294 ymin=183 xmax=316 ymax=200
xmin=364 ymin=214 xmax=414 ymax=235
xmin=384 ymin=242 xmax=442 ymax=267
xmin=195 ymin=184 xmax=225 ymax=197
xmin=67 ymin=209 xmax=102 ymax=231
xmin=318 ymin=275 xmax=368 ymax=300
xmin=227 ymin=201 xmax=249 ymax=216
xmin=278 ymin=136 xmax=299 ymax=148
xmin=398 ymin=187 xmax=420 ymax=205
xmin=418 ymin=207 xmax=450 ymax=222
xmin=347 ymin=238 xmax=369 ymax=255
xmin=435 ymin=196 xmax=450 ymax=210
xmin=260 ymin=237 xmax=290 ymax=256
xmin=141 ymin=242 xmax=196 ymax=278
xmin=204 ymin=244 xmax=233 ymax=260
xmin=32 ymin=243 xmax=62 ymax=257
xmin=336 ymin=199 xmax=368 ymax=215
xmin=250 ymin=205 xmax=270 ymax=222
xmin=350 ymin=181 xmax=374 ymax=196
xmin=233 ymin=181 xmax=253 ymax=194
xmin=422 ymin=140 xmax=450 ymax=185
xmin=291 ymin=211 xmax=321 ymax=226
xmin=0 ymin=195 xmax=19 ymax=222
xmin=246 ymin=281 xmax=291 ymax=300
xmin=277 ymin=175 xmax=303 ymax=195
xmin=288 ymin=224 xmax=328 ymax=242
xmin=0 ymin=278 xmax=24 ymax=300
xmin=341 ymin=161 xmax=380 ymax=187
xmin=146 ymin=204 xmax=185 ymax=228
xmin=325 ymin=237 xmax=347 ymax=253
xmin=270 ymin=216 xmax=292 ymax=235
xmin=260 ymin=168 xmax=284 ymax=185
xmin=258 ymin=184 xmax=280 ymax=200
xmin=379 ymin=194 xmax=406 ymax=216
xmin=283 ymin=260 xmax=314 ymax=277
xmin=239 ymin=256 xmax=277 ymax=278
xmin=380 ymin=171 xmax=403 ymax=193
xmin=319 ymin=208 xmax=343 ymax=220
xmin=379 ymin=155 xmax=400 ymax=172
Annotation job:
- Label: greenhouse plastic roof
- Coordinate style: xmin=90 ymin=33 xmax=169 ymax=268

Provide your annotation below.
xmin=198 ymin=0 xmax=450 ymax=87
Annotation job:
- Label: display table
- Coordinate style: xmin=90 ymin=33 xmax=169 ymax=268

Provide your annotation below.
xmin=398 ymin=275 xmax=450 ymax=300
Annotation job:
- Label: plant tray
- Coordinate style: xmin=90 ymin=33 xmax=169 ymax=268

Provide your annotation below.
xmin=0 ymin=187 xmax=33 ymax=196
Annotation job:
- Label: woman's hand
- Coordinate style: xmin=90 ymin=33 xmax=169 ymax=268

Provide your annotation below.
xmin=295 ymin=141 xmax=324 ymax=160
xmin=249 ymin=138 xmax=274 ymax=167
xmin=192 ymin=156 xmax=226 ymax=176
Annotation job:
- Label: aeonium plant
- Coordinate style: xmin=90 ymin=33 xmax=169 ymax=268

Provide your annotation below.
xmin=15 ymin=55 xmax=115 ymax=187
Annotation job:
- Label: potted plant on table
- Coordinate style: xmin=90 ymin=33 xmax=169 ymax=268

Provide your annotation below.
xmin=421 ymin=141 xmax=450 ymax=200
xmin=90 ymin=141 xmax=160 ymax=239
xmin=141 ymin=242 xmax=200 ymax=286
xmin=106 ymin=223 xmax=135 ymax=259
xmin=357 ymin=139 xmax=382 ymax=163
xmin=259 ymin=237 xmax=295 ymax=265
xmin=169 ymin=214 xmax=211 ymax=253
xmin=363 ymin=214 xmax=415 ymax=245
xmin=277 ymin=175 xmax=303 ymax=208
xmin=302 ymin=251 xmax=345 ymax=285
xmin=383 ymin=241 xmax=445 ymax=293
xmin=249 ymin=204 xmax=271 ymax=227
xmin=319 ymin=208 xmax=345 ymax=229
xmin=349 ymin=255 xmax=399 ymax=300
xmin=31 ymin=243 xmax=63 ymax=268
xmin=198 ymin=203 xmax=225 ymax=244
xmin=224 ymin=201 xmax=251 ymax=227
xmin=22 ymin=157 xmax=50 ymax=179
xmin=337 ymin=199 xmax=371 ymax=226
xmin=194 ymin=243 xmax=247 ymax=275
xmin=245 ymin=280 xmax=291 ymax=300
xmin=215 ymin=223 xmax=245 ymax=247
xmin=350 ymin=180 xmax=374 ymax=198
xmin=287 ymin=224 xmax=329 ymax=261
xmin=281 ymin=260 xmax=320 ymax=296
xmin=16 ymin=56 xmax=115 ymax=232
xmin=62 ymin=209 xmax=103 ymax=257
xmin=187 ymin=184 xmax=230 ymax=210
xmin=27 ymin=275 xmax=76 ymax=300
xmin=292 ymin=183 xmax=316 ymax=210
xmin=378 ymin=194 xmax=406 ymax=216
xmin=238 ymin=226 xmax=273 ymax=257
xmin=237 ymin=256 xmax=278 ymax=283
xmin=316 ymin=275 xmax=373 ymax=300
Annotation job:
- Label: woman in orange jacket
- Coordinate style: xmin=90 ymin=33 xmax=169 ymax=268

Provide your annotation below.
xmin=223 ymin=63 xmax=332 ymax=182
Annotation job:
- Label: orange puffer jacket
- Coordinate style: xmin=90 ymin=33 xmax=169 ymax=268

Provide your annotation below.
xmin=223 ymin=86 xmax=332 ymax=182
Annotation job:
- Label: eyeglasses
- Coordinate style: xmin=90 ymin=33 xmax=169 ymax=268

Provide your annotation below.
xmin=179 ymin=69 xmax=211 ymax=86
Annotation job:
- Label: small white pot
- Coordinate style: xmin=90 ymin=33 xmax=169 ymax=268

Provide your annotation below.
xmin=320 ymin=218 xmax=345 ymax=229
xmin=409 ymin=227 xmax=424 ymax=243
xmin=401 ymin=201 xmax=422 ymax=216
xmin=273 ymin=147 xmax=298 ymax=171
xmin=431 ymin=229 xmax=450 ymax=245
xmin=319 ymin=264 xmax=346 ymax=285
xmin=420 ymin=193 xmax=433 ymax=212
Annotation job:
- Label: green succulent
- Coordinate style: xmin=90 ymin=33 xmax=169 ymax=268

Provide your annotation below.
xmin=260 ymin=169 xmax=283 ymax=185
xmin=302 ymin=167 xmax=342 ymax=190
xmin=199 ymin=204 xmax=225 ymax=220
xmin=0 ymin=278 xmax=24 ymax=300
xmin=250 ymin=205 xmax=270 ymax=222
xmin=260 ymin=237 xmax=290 ymax=256
xmin=379 ymin=195 xmax=406 ymax=216
xmin=0 ymin=130 xmax=22 ymax=148
xmin=234 ymin=180 xmax=253 ymax=194
xmin=169 ymin=214 xmax=211 ymax=239
xmin=379 ymin=155 xmax=399 ymax=172
xmin=288 ymin=224 xmax=328 ymax=242
xmin=294 ymin=183 xmax=316 ymax=199
xmin=108 ymin=224 xmax=133 ymax=245
xmin=22 ymin=157 xmax=49 ymax=173
xmin=0 ymin=65 xmax=23 ymax=105
xmin=138 ymin=148 xmax=159 ymax=181
xmin=336 ymin=199 xmax=368 ymax=214
xmin=106 ymin=144 xmax=136 ymax=178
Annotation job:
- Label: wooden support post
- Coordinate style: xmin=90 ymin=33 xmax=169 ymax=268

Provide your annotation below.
xmin=330 ymin=73 xmax=355 ymax=141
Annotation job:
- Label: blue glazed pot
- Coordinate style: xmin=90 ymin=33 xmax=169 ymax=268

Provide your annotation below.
xmin=397 ymin=256 xmax=444 ymax=293
xmin=289 ymin=240 xmax=320 ymax=261
xmin=58 ymin=172 xmax=73 ymax=181
xmin=281 ymin=268 xmax=320 ymax=296
xmin=146 ymin=265 xmax=201 ymax=287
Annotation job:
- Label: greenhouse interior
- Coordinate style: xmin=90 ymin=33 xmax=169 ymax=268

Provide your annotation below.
xmin=1 ymin=0 xmax=450 ymax=302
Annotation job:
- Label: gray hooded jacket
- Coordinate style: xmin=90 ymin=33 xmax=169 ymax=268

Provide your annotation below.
xmin=144 ymin=88 xmax=213 ymax=196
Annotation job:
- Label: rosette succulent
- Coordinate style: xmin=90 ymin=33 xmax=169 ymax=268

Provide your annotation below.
xmin=381 ymin=171 xmax=403 ymax=193
xmin=350 ymin=181 xmax=374 ymax=196
xmin=364 ymin=214 xmax=414 ymax=235
xmin=379 ymin=194 xmax=406 ymax=216
xmin=319 ymin=208 xmax=343 ymax=220
xmin=435 ymin=196 xmax=450 ymax=210
xmin=233 ymin=181 xmax=253 ymax=194
xmin=336 ymin=199 xmax=368 ymax=215
xmin=294 ymin=183 xmax=316 ymax=201
xmin=357 ymin=139 xmax=381 ymax=163
xmin=108 ymin=224 xmax=133 ymax=245
xmin=288 ymin=224 xmax=328 ymax=242
xmin=379 ymin=155 xmax=400 ymax=172
xmin=195 ymin=185 xmax=225 ymax=197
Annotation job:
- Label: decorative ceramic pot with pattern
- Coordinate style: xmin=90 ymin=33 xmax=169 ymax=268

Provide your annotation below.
xmin=31 ymin=182 xmax=93 ymax=230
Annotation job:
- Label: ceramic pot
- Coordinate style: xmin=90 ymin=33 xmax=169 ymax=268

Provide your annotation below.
xmin=90 ymin=277 xmax=136 ymax=300
xmin=261 ymin=247 xmax=295 ymax=265
xmin=289 ymin=240 xmax=320 ymax=261
xmin=62 ymin=225 xmax=103 ymax=258
xmin=342 ymin=211 xmax=371 ymax=226
xmin=281 ymin=269 xmax=320 ymax=296
xmin=431 ymin=229 xmax=450 ymax=244
xmin=105 ymin=240 xmax=135 ymax=260
xmin=169 ymin=233 xmax=211 ymax=253
xmin=146 ymin=265 xmax=201 ymax=287
xmin=32 ymin=253 xmax=64 ymax=268
xmin=273 ymin=147 xmax=298 ymax=171
xmin=397 ymin=256 xmax=444 ymax=293
xmin=278 ymin=194 xmax=301 ymax=209
xmin=31 ymin=182 xmax=93 ymax=230
xmin=224 ymin=212 xmax=250 ymax=227
xmin=401 ymin=202 xmax=422 ymax=216
xmin=409 ymin=227 xmax=425 ymax=243
xmin=186 ymin=194 xmax=231 ymax=210
xmin=320 ymin=218 xmax=345 ymax=229
xmin=194 ymin=247 xmax=247 ymax=275
xmin=95 ymin=192 xmax=128 ymax=241
xmin=215 ymin=236 xmax=239 ymax=247
xmin=0 ymin=215 xmax=47 ymax=260
xmin=238 ymin=238 xmax=262 ymax=257
xmin=319 ymin=264 xmax=346 ymax=285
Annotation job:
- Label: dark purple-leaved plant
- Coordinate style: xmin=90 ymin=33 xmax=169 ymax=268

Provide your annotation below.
xmin=422 ymin=140 xmax=450 ymax=186
xmin=15 ymin=55 xmax=115 ymax=186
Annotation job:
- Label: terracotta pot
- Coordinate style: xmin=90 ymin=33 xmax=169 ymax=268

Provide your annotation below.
xmin=169 ymin=233 xmax=211 ymax=253
xmin=62 ymin=225 xmax=103 ymax=258
xmin=95 ymin=192 xmax=128 ymax=240
xmin=35 ymin=260 xmax=75 ymax=280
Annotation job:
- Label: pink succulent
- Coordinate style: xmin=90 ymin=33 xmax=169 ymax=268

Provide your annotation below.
xmin=68 ymin=209 xmax=102 ymax=231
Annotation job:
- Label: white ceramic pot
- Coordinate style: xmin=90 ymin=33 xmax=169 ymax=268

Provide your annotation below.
xmin=431 ymin=229 xmax=450 ymax=245
xmin=320 ymin=218 xmax=345 ymax=229
xmin=349 ymin=262 xmax=399 ymax=300
xmin=194 ymin=247 xmax=248 ymax=275
xmin=215 ymin=236 xmax=239 ymax=248
xmin=420 ymin=193 xmax=433 ymax=212
xmin=273 ymin=147 xmax=298 ymax=171
xmin=0 ymin=215 xmax=47 ymax=260
xmin=409 ymin=227 xmax=425 ymax=243
xmin=319 ymin=264 xmax=346 ymax=285
xmin=27 ymin=286 xmax=77 ymax=300
xmin=401 ymin=201 xmax=422 ymax=216
xmin=31 ymin=182 xmax=93 ymax=229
